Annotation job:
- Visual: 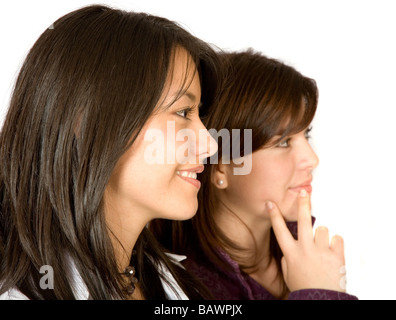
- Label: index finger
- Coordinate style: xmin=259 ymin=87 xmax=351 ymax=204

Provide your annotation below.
xmin=267 ymin=201 xmax=295 ymax=254
xmin=297 ymin=189 xmax=314 ymax=244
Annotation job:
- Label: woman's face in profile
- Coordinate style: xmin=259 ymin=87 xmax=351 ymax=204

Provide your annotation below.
xmin=104 ymin=47 xmax=218 ymax=226
xmin=224 ymin=127 xmax=319 ymax=222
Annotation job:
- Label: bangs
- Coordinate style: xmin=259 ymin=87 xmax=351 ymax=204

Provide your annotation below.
xmin=209 ymin=50 xmax=319 ymax=153
xmin=271 ymin=91 xmax=317 ymax=145
xmin=254 ymin=75 xmax=318 ymax=150
xmin=156 ymin=47 xmax=199 ymax=112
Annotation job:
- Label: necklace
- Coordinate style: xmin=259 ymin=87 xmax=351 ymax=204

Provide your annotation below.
xmin=122 ymin=265 xmax=138 ymax=295
xmin=121 ymin=250 xmax=138 ymax=295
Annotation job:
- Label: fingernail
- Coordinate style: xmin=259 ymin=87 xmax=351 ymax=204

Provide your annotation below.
xmin=300 ymin=189 xmax=307 ymax=198
xmin=267 ymin=201 xmax=273 ymax=210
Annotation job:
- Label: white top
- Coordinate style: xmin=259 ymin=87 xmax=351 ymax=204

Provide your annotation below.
xmin=0 ymin=253 xmax=188 ymax=300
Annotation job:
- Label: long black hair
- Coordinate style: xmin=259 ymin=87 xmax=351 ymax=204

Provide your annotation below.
xmin=0 ymin=5 xmax=220 ymax=299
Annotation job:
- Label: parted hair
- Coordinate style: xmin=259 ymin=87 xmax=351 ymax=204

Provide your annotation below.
xmin=0 ymin=5 xmax=221 ymax=299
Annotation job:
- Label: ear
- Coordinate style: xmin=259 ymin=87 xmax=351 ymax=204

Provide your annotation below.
xmin=211 ymin=162 xmax=229 ymax=189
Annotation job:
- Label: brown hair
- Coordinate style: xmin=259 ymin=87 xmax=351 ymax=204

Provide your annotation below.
xmin=0 ymin=5 xmax=221 ymax=299
xmin=151 ymin=49 xmax=318 ymax=298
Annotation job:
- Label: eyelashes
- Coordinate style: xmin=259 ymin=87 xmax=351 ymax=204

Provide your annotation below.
xmin=277 ymin=137 xmax=291 ymax=148
xmin=175 ymin=106 xmax=195 ymax=120
xmin=304 ymin=126 xmax=313 ymax=139
xmin=276 ymin=126 xmax=313 ymax=148
xmin=174 ymin=101 xmax=204 ymax=121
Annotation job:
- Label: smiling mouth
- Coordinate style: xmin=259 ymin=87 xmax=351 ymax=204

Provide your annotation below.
xmin=177 ymin=171 xmax=197 ymax=179
xmin=176 ymin=170 xmax=201 ymax=189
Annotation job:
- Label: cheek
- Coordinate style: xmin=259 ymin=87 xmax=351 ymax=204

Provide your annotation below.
xmin=253 ymin=158 xmax=299 ymax=218
xmin=267 ymin=162 xmax=300 ymax=218
xmin=161 ymin=121 xmax=197 ymax=165
xmin=253 ymin=160 xmax=292 ymax=197
xmin=226 ymin=163 xmax=284 ymax=208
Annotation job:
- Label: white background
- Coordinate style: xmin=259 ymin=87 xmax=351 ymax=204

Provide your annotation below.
xmin=1 ymin=0 xmax=395 ymax=299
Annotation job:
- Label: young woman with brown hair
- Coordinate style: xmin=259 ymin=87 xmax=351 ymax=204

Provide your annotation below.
xmin=0 ymin=5 xmax=221 ymax=300
xmin=151 ymin=49 xmax=358 ymax=300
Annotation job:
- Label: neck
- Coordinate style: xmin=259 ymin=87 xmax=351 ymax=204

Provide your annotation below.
xmin=104 ymin=196 xmax=149 ymax=272
xmin=107 ymin=220 xmax=143 ymax=272
xmin=214 ymin=201 xmax=273 ymax=268
xmin=214 ymin=200 xmax=287 ymax=298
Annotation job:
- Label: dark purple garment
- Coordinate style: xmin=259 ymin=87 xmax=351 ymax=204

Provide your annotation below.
xmin=183 ymin=220 xmax=358 ymax=300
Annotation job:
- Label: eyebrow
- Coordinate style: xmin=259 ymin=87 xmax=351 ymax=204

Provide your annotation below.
xmin=272 ymin=125 xmax=312 ymax=140
xmin=174 ymin=90 xmax=202 ymax=108
xmin=184 ymin=91 xmax=198 ymax=104
xmin=161 ymin=89 xmax=201 ymax=112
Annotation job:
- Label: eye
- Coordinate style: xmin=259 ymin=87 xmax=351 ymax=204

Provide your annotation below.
xmin=277 ymin=138 xmax=291 ymax=148
xmin=175 ymin=107 xmax=194 ymax=120
xmin=305 ymin=126 xmax=313 ymax=140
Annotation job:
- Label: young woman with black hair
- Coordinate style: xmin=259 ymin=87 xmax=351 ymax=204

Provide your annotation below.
xmin=0 ymin=5 xmax=220 ymax=300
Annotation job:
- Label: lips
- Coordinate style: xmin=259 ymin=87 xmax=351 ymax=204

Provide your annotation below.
xmin=176 ymin=165 xmax=204 ymax=189
xmin=289 ymin=179 xmax=313 ymax=194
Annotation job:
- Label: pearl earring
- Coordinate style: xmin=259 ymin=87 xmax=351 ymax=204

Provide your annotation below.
xmin=218 ymin=180 xmax=224 ymax=185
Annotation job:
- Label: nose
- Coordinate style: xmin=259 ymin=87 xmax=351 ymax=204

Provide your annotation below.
xmin=196 ymin=120 xmax=218 ymax=163
xmin=297 ymin=139 xmax=319 ymax=171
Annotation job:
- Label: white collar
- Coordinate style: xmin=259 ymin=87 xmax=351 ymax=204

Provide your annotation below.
xmin=0 ymin=253 xmax=188 ymax=300
xmin=71 ymin=253 xmax=188 ymax=300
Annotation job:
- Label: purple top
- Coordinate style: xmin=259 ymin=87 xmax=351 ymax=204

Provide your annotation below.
xmin=183 ymin=220 xmax=358 ymax=300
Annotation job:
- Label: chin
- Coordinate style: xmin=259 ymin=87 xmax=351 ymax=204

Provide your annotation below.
xmin=279 ymin=204 xmax=299 ymax=222
xmin=283 ymin=212 xmax=298 ymax=222
xmin=168 ymin=203 xmax=198 ymax=221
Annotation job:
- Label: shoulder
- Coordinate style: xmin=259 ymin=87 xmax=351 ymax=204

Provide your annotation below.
xmin=182 ymin=252 xmax=245 ymax=300
xmin=1 ymin=254 xmax=190 ymax=300
xmin=288 ymin=289 xmax=359 ymax=300
xmin=0 ymin=255 xmax=89 ymax=300
xmin=158 ymin=253 xmax=189 ymax=300
xmin=0 ymin=288 xmax=29 ymax=300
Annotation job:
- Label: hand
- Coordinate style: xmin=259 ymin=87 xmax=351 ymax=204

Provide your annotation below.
xmin=267 ymin=190 xmax=346 ymax=292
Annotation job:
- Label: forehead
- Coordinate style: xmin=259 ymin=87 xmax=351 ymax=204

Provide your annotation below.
xmin=157 ymin=47 xmax=200 ymax=110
